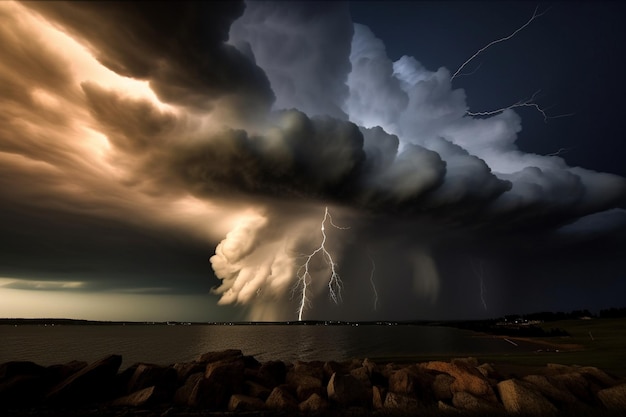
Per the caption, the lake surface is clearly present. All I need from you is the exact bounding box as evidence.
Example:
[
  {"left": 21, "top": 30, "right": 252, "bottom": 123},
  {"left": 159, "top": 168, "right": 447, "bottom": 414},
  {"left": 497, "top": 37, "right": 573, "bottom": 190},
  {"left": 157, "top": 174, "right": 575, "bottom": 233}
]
[{"left": 0, "top": 324, "right": 529, "bottom": 368}]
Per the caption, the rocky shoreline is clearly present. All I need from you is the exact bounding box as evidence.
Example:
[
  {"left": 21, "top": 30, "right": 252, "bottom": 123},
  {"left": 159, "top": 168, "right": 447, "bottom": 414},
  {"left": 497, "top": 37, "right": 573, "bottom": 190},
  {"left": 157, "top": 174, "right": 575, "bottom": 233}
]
[{"left": 2, "top": 350, "right": 625, "bottom": 416}]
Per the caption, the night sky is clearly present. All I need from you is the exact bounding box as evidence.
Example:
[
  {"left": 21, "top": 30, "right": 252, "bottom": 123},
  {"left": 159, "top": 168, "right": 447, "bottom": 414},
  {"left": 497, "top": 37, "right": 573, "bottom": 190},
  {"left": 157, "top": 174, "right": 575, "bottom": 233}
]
[{"left": 1, "top": 1, "right": 624, "bottom": 322}]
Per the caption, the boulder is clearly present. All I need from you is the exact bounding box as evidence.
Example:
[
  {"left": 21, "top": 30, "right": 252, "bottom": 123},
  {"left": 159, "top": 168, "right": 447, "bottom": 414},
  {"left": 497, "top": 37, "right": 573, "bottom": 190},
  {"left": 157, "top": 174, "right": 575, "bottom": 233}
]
[
  {"left": 265, "top": 385, "right": 298, "bottom": 411},
  {"left": 126, "top": 363, "right": 177, "bottom": 394},
  {"left": 244, "top": 379, "right": 271, "bottom": 400},
  {"left": 173, "top": 372, "right": 203, "bottom": 406},
  {"left": 451, "top": 391, "right": 503, "bottom": 413},
  {"left": 422, "top": 360, "right": 497, "bottom": 402},
  {"left": 286, "top": 370, "right": 323, "bottom": 401},
  {"left": 293, "top": 360, "right": 324, "bottom": 380},
  {"left": 349, "top": 366, "right": 372, "bottom": 388},
  {"left": 197, "top": 349, "right": 243, "bottom": 363},
  {"left": 383, "top": 391, "right": 422, "bottom": 412},
  {"left": 552, "top": 372, "right": 594, "bottom": 403},
  {"left": 173, "top": 362, "right": 205, "bottom": 384},
  {"left": 372, "top": 385, "right": 385, "bottom": 409},
  {"left": 597, "top": 383, "right": 626, "bottom": 411},
  {"left": 46, "top": 361, "right": 88, "bottom": 384},
  {"left": 438, "top": 400, "right": 460, "bottom": 413},
  {"left": 228, "top": 393, "right": 265, "bottom": 411},
  {"left": 522, "top": 374, "right": 582, "bottom": 406},
  {"left": 0, "top": 374, "right": 47, "bottom": 406},
  {"left": 45, "top": 354, "right": 122, "bottom": 405},
  {"left": 388, "top": 366, "right": 434, "bottom": 403},
  {"left": 111, "top": 385, "right": 161, "bottom": 407},
  {"left": 579, "top": 366, "right": 620, "bottom": 389},
  {"left": 323, "top": 360, "right": 348, "bottom": 379},
  {"left": 432, "top": 373, "right": 455, "bottom": 401},
  {"left": 299, "top": 392, "right": 329, "bottom": 412},
  {"left": 497, "top": 379, "right": 558, "bottom": 415},
  {"left": 200, "top": 359, "right": 245, "bottom": 408},
  {"left": 451, "top": 357, "right": 479, "bottom": 367},
  {"left": 327, "top": 372, "right": 369, "bottom": 407},
  {"left": 0, "top": 361, "right": 46, "bottom": 379},
  {"left": 257, "top": 360, "right": 286, "bottom": 387}
]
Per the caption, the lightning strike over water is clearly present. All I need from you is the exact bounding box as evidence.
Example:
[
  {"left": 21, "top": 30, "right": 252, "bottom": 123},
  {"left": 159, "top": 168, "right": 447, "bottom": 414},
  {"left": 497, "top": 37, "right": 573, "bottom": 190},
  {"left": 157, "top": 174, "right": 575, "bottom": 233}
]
[
  {"left": 367, "top": 251, "right": 379, "bottom": 311},
  {"left": 293, "top": 207, "right": 348, "bottom": 321},
  {"left": 470, "top": 258, "right": 488, "bottom": 311}
]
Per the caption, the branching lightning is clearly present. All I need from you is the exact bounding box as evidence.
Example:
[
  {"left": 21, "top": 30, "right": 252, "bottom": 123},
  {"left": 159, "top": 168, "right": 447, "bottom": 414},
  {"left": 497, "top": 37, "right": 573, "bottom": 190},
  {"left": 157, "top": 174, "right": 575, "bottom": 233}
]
[
  {"left": 367, "top": 250, "right": 379, "bottom": 311},
  {"left": 466, "top": 90, "right": 574, "bottom": 123},
  {"left": 293, "top": 206, "right": 349, "bottom": 321},
  {"left": 451, "top": 6, "right": 548, "bottom": 82}
]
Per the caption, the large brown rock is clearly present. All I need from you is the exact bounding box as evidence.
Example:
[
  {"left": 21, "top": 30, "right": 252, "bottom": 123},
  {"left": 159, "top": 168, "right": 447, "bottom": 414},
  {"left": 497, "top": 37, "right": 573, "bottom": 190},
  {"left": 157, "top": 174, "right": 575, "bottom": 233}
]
[
  {"left": 0, "top": 361, "right": 46, "bottom": 379},
  {"left": 383, "top": 391, "right": 422, "bottom": 412},
  {"left": 45, "top": 354, "right": 122, "bottom": 404},
  {"left": 432, "top": 373, "right": 455, "bottom": 401},
  {"left": 265, "top": 385, "right": 298, "bottom": 411},
  {"left": 522, "top": 374, "right": 582, "bottom": 406},
  {"left": 244, "top": 379, "right": 271, "bottom": 400},
  {"left": 552, "top": 372, "right": 594, "bottom": 403},
  {"left": 228, "top": 393, "right": 265, "bottom": 411},
  {"left": 423, "top": 360, "right": 497, "bottom": 403},
  {"left": 451, "top": 391, "right": 503, "bottom": 413},
  {"left": 111, "top": 385, "right": 161, "bottom": 407},
  {"left": 46, "top": 361, "right": 88, "bottom": 384},
  {"left": 173, "top": 372, "right": 203, "bottom": 406},
  {"left": 299, "top": 392, "right": 329, "bottom": 412},
  {"left": 327, "top": 372, "right": 370, "bottom": 407},
  {"left": 350, "top": 366, "right": 372, "bottom": 388},
  {"left": 597, "top": 383, "right": 626, "bottom": 411},
  {"left": 197, "top": 358, "right": 245, "bottom": 408},
  {"left": 286, "top": 371, "right": 323, "bottom": 401},
  {"left": 126, "top": 363, "right": 176, "bottom": 394},
  {"left": 257, "top": 360, "right": 286, "bottom": 387},
  {"left": 497, "top": 379, "right": 558, "bottom": 415},
  {"left": 372, "top": 385, "right": 386, "bottom": 409},
  {"left": 173, "top": 362, "right": 205, "bottom": 384},
  {"left": 293, "top": 360, "right": 325, "bottom": 380},
  {"left": 388, "top": 366, "right": 434, "bottom": 403}
]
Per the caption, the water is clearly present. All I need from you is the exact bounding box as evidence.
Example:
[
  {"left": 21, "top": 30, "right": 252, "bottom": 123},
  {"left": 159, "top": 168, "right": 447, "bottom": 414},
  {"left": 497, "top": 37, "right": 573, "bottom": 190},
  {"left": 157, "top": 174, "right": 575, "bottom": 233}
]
[{"left": 0, "top": 324, "right": 527, "bottom": 368}]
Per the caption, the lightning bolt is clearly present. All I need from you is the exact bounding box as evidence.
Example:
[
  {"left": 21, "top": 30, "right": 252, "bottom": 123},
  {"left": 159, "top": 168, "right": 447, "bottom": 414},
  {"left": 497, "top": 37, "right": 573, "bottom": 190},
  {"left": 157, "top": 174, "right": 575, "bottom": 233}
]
[
  {"left": 367, "top": 250, "right": 379, "bottom": 311},
  {"left": 470, "top": 257, "right": 487, "bottom": 311},
  {"left": 451, "top": 6, "right": 548, "bottom": 82},
  {"left": 466, "top": 90, "right": 574, "bottom": 123},
  {"left": 293, "top": 206, "right": 348, "bottom": 321}
]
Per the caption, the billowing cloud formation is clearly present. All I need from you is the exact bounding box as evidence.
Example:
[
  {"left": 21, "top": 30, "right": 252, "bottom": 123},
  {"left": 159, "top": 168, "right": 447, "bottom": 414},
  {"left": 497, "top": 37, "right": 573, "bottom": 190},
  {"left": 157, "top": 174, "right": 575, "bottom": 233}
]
[{"left": 1, "top": 1, "right": 625, "bottom": 321}]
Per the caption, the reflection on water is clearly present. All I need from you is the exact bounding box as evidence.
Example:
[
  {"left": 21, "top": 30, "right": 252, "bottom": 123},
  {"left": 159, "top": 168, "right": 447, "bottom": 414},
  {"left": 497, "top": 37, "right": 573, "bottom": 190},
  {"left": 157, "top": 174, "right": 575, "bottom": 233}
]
[{"left": 0, "top": 324, "right": 524, "bottom": 368}]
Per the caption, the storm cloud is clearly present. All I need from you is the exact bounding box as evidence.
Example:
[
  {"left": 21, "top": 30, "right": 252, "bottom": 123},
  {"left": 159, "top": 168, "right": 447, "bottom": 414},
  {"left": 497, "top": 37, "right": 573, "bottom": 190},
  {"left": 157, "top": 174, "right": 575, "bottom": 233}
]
[{"left": 1, "top": 1, "right": 625, "bottom": 321}]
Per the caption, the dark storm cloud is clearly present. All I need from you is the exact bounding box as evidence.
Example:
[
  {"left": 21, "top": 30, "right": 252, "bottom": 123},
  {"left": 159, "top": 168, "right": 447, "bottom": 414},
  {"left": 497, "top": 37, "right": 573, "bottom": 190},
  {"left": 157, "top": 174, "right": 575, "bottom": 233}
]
[{"left": 24, "top": 1, "right": 274, "bottom": 118}]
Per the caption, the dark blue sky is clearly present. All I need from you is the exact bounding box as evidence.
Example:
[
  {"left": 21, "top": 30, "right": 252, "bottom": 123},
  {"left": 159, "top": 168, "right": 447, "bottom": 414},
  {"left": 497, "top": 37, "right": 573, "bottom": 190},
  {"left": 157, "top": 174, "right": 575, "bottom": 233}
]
[{"left": 350, "top": 1, "right": 626, "bottom": 178}]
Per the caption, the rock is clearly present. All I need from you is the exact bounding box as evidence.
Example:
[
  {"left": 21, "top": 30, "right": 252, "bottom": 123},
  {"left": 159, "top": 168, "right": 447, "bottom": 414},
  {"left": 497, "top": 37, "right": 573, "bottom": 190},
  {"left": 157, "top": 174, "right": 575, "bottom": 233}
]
[
  {"left": 476, "top": 362, "right": 498, "bottom": 379},
  {"left": 350, "top": 366, "right": 372, "bottom": 388},
  {"left": 299, "top": 392, "right": 329, "bottom": 412},
  {"left": 451, "top": 391, "right": 503, "bottom": 413},
  {"left": 383, "top": 391, "right": 422, "bottom": 412},
  {"left": 451, "top": 357, "right": 479, "bottom": 367},
  {"left": 423, "top": 361, "right": 497, "bottom": 403},
  {"left": 46, "top": 354, "right": 122, "bottom": 405},
  {"left": 265, "top": 385, "right": 298, "bottom": 411},
  {"left": 126, "top": 363, "right": 177, "bottom": 394},
  {"left": 0, "top": 374, "right": 47, "bottom": 406},
  {"left": 438, "top": 400, "right": 460, "bottom": 413},
  {"left": 111, "top": 385, "right": 161, "bottom": 407},
  {"left": 323, "top": 360, "right": 347, "bottom": 379},
  {"left": 546, "top": 363, "right": 577, "bottom": 375},
  {"left": 173, "top": 372, "right": 203, "bottom": 406},
  {"left": 200, "top": 359, "right": 245, "bottom": 408},
  {"left": 173, "top": 362, "right": 205, "bottom": 384},
  {"left": 327, "top": 372, "right": 369, "bottom": 407},
  {"left": 197, "top": 349, "right": 243, "bottom": 363},
  {"left": 552, "top": 372, "right": 594, "bottom": 403},
  {"left": 432, "top": 373, "right": 455, "bottom": 401},
  {"left": 597, "top": 383, "right": 626, "bottom": 411},
  {"left": 522, "top": 374, "right": 582, "bottom": 406},
  {"left": 228, "top": 393, "right": 265, "bottom": 411},
  {"left": 244, "top": 379, "right": 271, "bottom": 400},
  {"left": 579, "top": 366, "right": 620, "bottom": 389},
  {"left": 372, "top": 385, "right": 385, "bottom": 409},
  {"left": 46, "top": 361, "right": 88, "bottom": 384},
  {"left": 286, "top": 370, "right": 323, "bottom": 401},
  {"left": 0, "top": 361, "right": 46, "bottom": 379},
  {"left": 293, "top": 360, "right": 324, "bottom": 380},
  {"left": 388, "top": 366, "right": 434, "bottom": 403},
  {"left": 257, "top": 360, "right": 286, "bottom": 387},
  {"left": 497, "top": 379, "right": 558, "bottom": 415}
]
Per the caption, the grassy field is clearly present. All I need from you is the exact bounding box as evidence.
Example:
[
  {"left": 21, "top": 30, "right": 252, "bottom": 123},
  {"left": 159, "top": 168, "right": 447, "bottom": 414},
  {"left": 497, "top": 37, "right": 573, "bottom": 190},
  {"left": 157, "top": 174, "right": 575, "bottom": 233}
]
[{"left": 374, "top": 318, "right": 626, "bottom": 378}]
